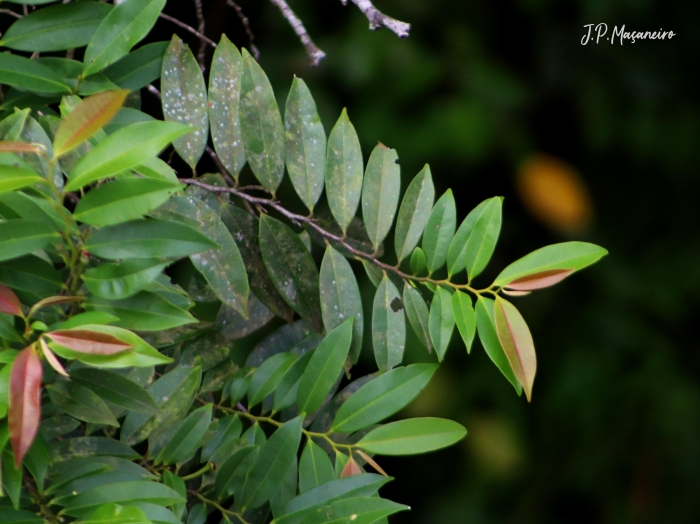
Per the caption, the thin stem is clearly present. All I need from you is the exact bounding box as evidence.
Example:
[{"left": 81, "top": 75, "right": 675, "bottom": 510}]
[
  {"left": 193, "top": 492, "right": 251, "bottom": 524},
  {"left": 181, "top": 462, "right": 212, "bottom": 481},
  {"left": 193, "top": 0, "right": 208, "bottom": 68},
  {"left": 226, "top": 0, "right": 259, "bottom": 60},
  {"left": 269, "top": 0, "right": 326, "bottom": 66},
  {"left": 0, "top": 8, "right": 22, "bottom": 19},
  {"left": 159, "top": 12, "right": 217, "bottom": 49}
]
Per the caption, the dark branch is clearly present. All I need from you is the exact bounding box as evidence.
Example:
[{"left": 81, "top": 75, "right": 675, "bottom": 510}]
[
  {"left": 226, "top": 0, "right": 260, "bottom": 60},
  {"left": 193, "top": 0, "right": 208, "bottom": 67},
  {"left": 159, "top": 12, "right": 217, "bottom": 49},
  {"left": 270, "top": 0, "right": 326, "bottom": 66}
]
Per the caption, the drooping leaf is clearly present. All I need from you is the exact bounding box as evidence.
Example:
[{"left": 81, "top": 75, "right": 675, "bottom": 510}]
[
  {"left": 299, "top": 440, "right": 335, "bottom": 493},
  {"left": 357, "top": 417, "right": 467, "bottom": 455},
  {"left": 494, "top": 296, "right": 537, "bottom": 401},
  {"left": 53, "top": 90, "right": 129, "bottom": 158},
  {"left": 1, "top": 447, "right": 22, "bottom": 508},
  {"left": 70, "top": 368, "right": 159, "bottom": 414},
  {"left": 284, "top": 76, "right": 326, "bottom": 212},
  {"left": 9, "top": 345, "right": 42, "bottom": 467},
  {"left": 46, "top": 329, "right": 133, "bottom": 355},
  {"left": 394, "top": 165, "right": 435, "bottom": 262},
  {"left": 297, "top": 319, "right": 354, "bottom": 415},
  {"left": 332, "top": 363, "right": 438, "bottom": 433},
  {"left": 0, "top": 219, "right": 59, "bottom": 262},
  {"left": 240, "top": 47, "right": 285, "bottom": 193},
  {"left": 429, "top": 287, "right": 454, "bottom": 361},
  {"left": 299, "top": 496, "right": 408, "bottom": 524},
  {"left": 372, "top": 276, "right": 406, "bottom": 372},
  {"left": 0, "top": 283, "right": 22, "bottom": 316},
  {"left": 361, "top": 143, "right": 400, "bottom": 252},
  {"left": 493, "top": 241, "right": 608, "bottom": 287},
  {"left": 161, "top": 35, "right": 208, "bottom": 169},
  {"left": 156, "top": 403, "right": 212, "bottom": 465},
  {"left": 85, "top": 292, "right": 196, "bottom": 331},
  {"left": 64, "top": 121, "right": 190, "bottom": 191},
  {"left": 319, "top": 246, "right": 364, "bottom": 364},
  {"left": 259, "top": 215, "right": 322, "bottom": 330},
  {"left": 0, "top": 52, "right": 70, "bottom": 94},
  {"left": 422, "top": 190, "right": 457, "bottom": 274},
  {"left": 325, "top": 109, "right": 363, "bottom": 234},
  {"left": 402, "top": 284, "right": 432, "bottom": 353},
  {"left": 47, "top": 381, "right": 119, "bottom": 427},
  {"left": 247, "top": 352, "right": 297, "bottom": 408},
  {"left": 40, "top": 338, "right": 68, "bottom": 377},
  {"left": 452, "top": 290, "right": 476, "bottom": 354},
  {"left": 475, "top": 297, "right": 521, "bottom": 393},
  {"left": 83, "top": 259, "right": 168, "bottom": 300},
  {"left": 83, "top": 0, "right": 167, "bottom": 76},
  {"left": 0, "top": 165, "right": 44, "bottom": 194},
  {"left": 446, "top": 197, "right": 502, "bottom": 279}
]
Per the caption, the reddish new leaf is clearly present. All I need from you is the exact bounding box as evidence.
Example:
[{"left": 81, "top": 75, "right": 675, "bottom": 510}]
[
  {"left": 340, "top": 457, "right": 363, "bottom": 478},
  {"left": 40, "top": 338, "right": 68, "bottom": 377},
  {"left": 53, "top": 89, "right": 130, "bottom": 158},
  {"left": 494, "top": 297, "right": 537, "bottom": 401},
  {"left": 46, "top": 329, "right": 133, "bottom": 355},
  {"left": 0, "top": 141, "right": 46, "bottom": 154},
  {"left": 0, "top": 284, "right": 22, "bottom": 316},
  {"left": 9, "top": 345, "right": 43, "bottom": 468},
  {"left": 504, "top": 269, "right": 575, "bottom": 291},
  {"left": 28, "top": 296, "right": 84, "bottom": 318},
  {"left": 356, "top": 450, "right": 388, "bottom": 477}
]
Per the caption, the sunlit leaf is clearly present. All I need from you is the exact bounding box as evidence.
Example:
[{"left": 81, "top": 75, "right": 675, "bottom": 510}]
[
  {"left": 75, "top": 503, "right": 150, "bottom": 523},
  {"left": 299, "top": 496, "right": 408, "bottom": 524},
  {"left": 9, "top": 345, "right": 42, "bottom": 467},
  {"left": 394, "top": 165, "right": 435, "bottom": 262},
  {"left": 452, "top": 290, "right": 476, "bottom": 354},
  {"left": 503, "top": 268, "right": 575, "bottom": 291},
  {"left": 361, "top": 143, "right": 400, "bottom": 252},
  {"left": 409, "top": 246, "right": 427, "bottom": 276},
  {"left": 494, "top": 296, "right": 537, "bottom": 401},
  {"left": 357, "top": 417, "right": 467, "bottom": 455}
]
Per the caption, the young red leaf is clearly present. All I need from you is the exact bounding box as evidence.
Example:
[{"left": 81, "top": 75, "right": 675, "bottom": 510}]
[
  {"left": 0, "top": 284, "right": 22, "bottom": 316},
  {"left": 340, "top": 457, "right": 363, "bottom": 478},
  {"left": 0, "top": 141, "right": 46, "bottom": 154},
  {"left": 356, "top": 449, "right": 388, "bottom": 477},
  {"left": 28, "top": 296, "right": 84, "bottom": 318},
  {"left": 40, "top": 339, "right": 68, "bottom": 377},
  {"left": 494, "top": 297, "right": 537, "bottom": 401},
  {"left": 46, "top": 329, "right": 133, "bottom": 355},
  {"left": 53, "top": 89, "right": 130, "bottom": 158},
  {"left": 504, "top": 268, "right": 575, "bottom": 291},
  {"left": 9, "top": 345, "right": 43, "bottom": 468}
]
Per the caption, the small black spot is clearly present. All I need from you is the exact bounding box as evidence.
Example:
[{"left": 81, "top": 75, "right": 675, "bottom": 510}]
[{"left": 390, "top": 297, "right": 404, "bottom": 312}]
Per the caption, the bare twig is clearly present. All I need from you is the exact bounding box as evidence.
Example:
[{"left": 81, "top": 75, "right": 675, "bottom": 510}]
[
  {"left": 0, "top": 8, "right": 22, "bottom": 19},
  {"left": 270, "top": 0, "right": 326, "bottom": 66},
  {"left": 344, "top": 0, "right": 410, "bottom": 38},
  {"left": 205, "top": 146, "right": 236, "bottom": 187},
  {"left": 159, "top": 12, "right": 217, "bottom": 49},
  {"left": 226, "top": 0, "right": 260, "bottom": 60},
  {"left": 146, "top": 84, "right": 162, "bottom": 100},
  {"left": 193, "top": 0, "right": 207, "bottom": 67}
]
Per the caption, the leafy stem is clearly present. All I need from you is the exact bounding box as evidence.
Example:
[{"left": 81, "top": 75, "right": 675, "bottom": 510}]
[{"left": 191, "top": 491, "right": 251, "bottom": 524}]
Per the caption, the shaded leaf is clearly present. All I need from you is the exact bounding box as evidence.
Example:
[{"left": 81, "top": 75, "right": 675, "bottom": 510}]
[
  {"left": 0, "top": 283, "right": 21, "bottom": 316},
  {"left": 104, "top": 41, "right": 168, "bottom": 91},
  {"left": 402, "top": 284, "right": 432, "bottom": 353},
  {"left": 47, "top": 381, "right": 119, "bottom": 427},
  {"left": 340, "top": 457, "right": 362, "bottom": 478},
  {"left": 429, "top": 287, "right": 454, "bottom": 361},
  {"left": 248, "top": 352, "right": 297, "bottom": 408},
  {"left": 83, "top": 259, "right": 168, "bottom": 300},
  {"left": 494, "top": 296, "right": 537, "bottom": 401},
  {"left": 299, "top": 440, "right": 334, "bottom": 493},
  {"left": 85, "top": 292, "right": 196, "bottom": 331},
  {"left": 0, "top": 219, "right": 59, "bottom": 262},
  {"left": 9, "top": 346, "right": 42, "bottom": 467},
  {"left": 357, "top": 417, "right": 467, "bottom": 455},
  {"left": 0, "top": 52, "right": 70, "bottom": 93},
  {"left": 70, "top": 368, "right": 159, "bottom": 414},
  {"left": 409, "top": 247, "right": 427, "bottom": 276},
  {"left": 50, "top": 436, "right": 140, "bottom": 463},
  {"left": 372, "top": 276, "right": 406, "bottom": 372},
  {"left": 394, "top": 165, "right": 435, "bottom": 262},
  {"left": 422, "top": 190, "right": 456, "bottom": 273},
  {"left": 215, "top": 444, "right": 258, "bottom": 498},
  {"left": 156, "top": 404, "right": 212, "bottom": 465},
  {"left": 273, "top": 348, "right": 314, "bottom": 413},
  {"left": 62, "top": 480, "right": 184, "bottom": 517},
  {"left": 452, "top": 291, "right": 476, "bottom": 353}
]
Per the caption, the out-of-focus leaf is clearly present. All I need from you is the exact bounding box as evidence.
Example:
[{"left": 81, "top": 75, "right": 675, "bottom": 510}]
[
  {"left": 475, "top": 297, "right": 521, "bottom": 393},
  {"left": 319, "top": 246, "right": 364, "bottom": 364},
  {"left": 372, "top": 276, "right": 406, "bottom": 372},
  {"left": 285, "top": 76, "right": 326, "bottom": 212},
  {"left": 1, "top": 447, "right": 22, "bottom": 508},
  {"left": 339, "top": 457, "right": 362, "bottom": 478},
  {"left": 9, "top": 345, "right": 42, "bottom": 467},
  {"left": 0, "top": 283, "right": 21, "bottom": 316},
  {"left": 62, "top": 481, "right": 184, "bottom": 517},
  {"left": 132, "top": 157, "right": 178, "bottom": 183},
  {"left": 104, "top": 41, "right": 168, "bottom": 91},
  {"left": 70, "top": 368, "right": 159, "bottom": 414},
  {"left": 75, "top": 503, "right": 150, "bottom": 523},
  {"left": 0, "top": 509, "right": 43, "bottom": 523},
  {"left": 494, "top": 296, "right": 537, "bottom": 401},
  {"left": 0, "top": 165, "right": 44, "bottom": 194},
  {"left": 240, "top": 48, "right": 285, "bottom": 193},
  {"left": 161, "top": 35, "right": 208, "bottom": 168},
  {"left": 298, "top": 496, "right": 408, "bottom": 524},
  {"left": 83, "top": 0, "right": 166, "bottom": 76},
  {"left": 299, "top": 440, "right": 334, "bottom": 493},
  {"left": 156, "top": 403, "right": 212, "bottom": 465},
  {"left": 40, "top": 338, "right": 68, "bottom": 377},
  {"left": 0, "top": 255, "right": 61, "bottom": 305},
  {"left": 47, "top": 381, "right": 119, "bottom": 427},
  {"left": 394, "top": 165, "right": 435, "bottom": 262},
  {"left": 297, "top": 320, "right": 354, "bottom": 415},
  {"left": 402, "top": 284, "right": 432, "bottom": 353},
  {"left": 209, "top": 35, "right": 246, "bottom": 179},
  {"left": 422, "top": 190, "right": 456, "bottom": 274},
  {"left": 259, "top": 215, "right": 322, "bottom": 330},
  {"left": 83, "top": 259, "right": 168, "bottom": 300},
  {"left": 187, "top": 504, "right": 207, "bottom": 524},
  {"left": 0, "top": 52, "right": 70, "bottom": 93},
  {"left": 362, "top": 260, "right": 383, "bottom": 287},
  {"left": 362, "top": 143, "right": 400, "bottom": 252},
  {"left": 447, "top": 197, "right": 502, "bottom": 279},
  {"left": 325, "top": 109, "right": 363, "bottom": 234},
  {"left": 50, "top": 436, "right": 140, "bottom": 463},
  {"left": 429, "top": 287, "right": 454, "bottom": 361},
  {"left": 452, "top": 290, "right": 476, "bottom": 353},
  {"left": 0, "top": 219, "right": 59, "bottom": 262},
  {"left": 85, "top": 292, "right": 196, "bottom": 331},
  {"left": 357, "top": 418, "right": 467, "bottom": 455},
  {"left": 248, "top": 352, "right": 297, "bottom": 408}
]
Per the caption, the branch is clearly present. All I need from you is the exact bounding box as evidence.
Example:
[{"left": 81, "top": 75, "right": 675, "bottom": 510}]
[
  {"left": 345, "top": 0, "right": 410, "bottom": 38},
  {"left": 0, "top": 8, "right": 22, "bottom": 19},
  {"left": 193, "top": 0, "right": 207, "bottom": 67},
  {"left": 159, "top": 12, "right": 217, "bottom": 49},
  {"left": 226, "top": 0, "right": 260, "bottom": 60},
  {"left": 269, "top": 0, "right": 326, "bottom": 66}
]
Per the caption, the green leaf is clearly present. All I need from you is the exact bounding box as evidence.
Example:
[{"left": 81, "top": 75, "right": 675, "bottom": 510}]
[
  {"left": 0, "top": 52, "right": 70, "bottom": 94},
  {"left": 494, "top": 296, "right": 537, "bottom": 401},
  {"left": 85, "top": 292, "right": 196, "bottom": 331},
  {"left": 83, "top": 259, "right": 168, "bottom": 300},
  {"left": 65, "top": 121, "right": 190, "bottom": 191},
  {"left": 242, "top": 416, "right": 303, "bottom": 510},
  {"left": 187, "top": 504, "right": 207, "bottom": 524},
  {"left": 209, "top": 35, "right": 246, "bottom": 179},
  {"left": 259, "top": 215, "right": 322, "bottom": 330},
  {"left": 74, "top": 503, "right": 149, "bottom": 523},
  {"left": 201, "top": 414, "right": 242, "bottom": 462},
  {"left": 0, "top": 509, "right": 43, "bottom": 524},
  {"left": 299, "top": 497, "right": 408, "bottom": 524},
  {"left": 70, "top": 368, "right": 159, "bottom": 414},
  {"left": 409, "top": 246, "right": 427, "bottom": 276},
  {"left": 325, "top": 109, "right": 363, "bottom": 234},
  {"left": 120, "top": 362, "right": 201, "bottom": 445},
  {"left": 156, "top": 404, "right": 212, "bottom": 465},
  {"left": 25, "top": 434, "right": 49, "bottom": 493},
  {"left": 104, "top": 41, "right": 168, "bottom": 91},
  {"left": 47, "top": 381, "right": 119, "bottom": 427},
  {"left": 357, "top": 417, "right": 466, "bottom": 455},
  {"left": 284, "top": 76, "right": 326, "bottom": 212},
  {"left": 0, "top": 219, "right": 59, "bottom": 262},
  {"left": 161, "top": 35, "right": 208, "bottom": 169},
  {"left": 493, "top": 241, "right": 608, "bottom": 288},
  {"left": 297, "top": 319, "right": 354, "bottom": 415},
  {"left": 446, "top": 197, "right": 502, "bottom": 279},
  {"left": 272, "top": 349, "right": 314, "bottom": 413},
  {"left": 83, "top": 0, "right": 166, "bottom": 76},
  {"left": 50, "top": 436, "right": 140, "bottom": 463},
  {"left": 394, "top": 165, "right": 435, "bottom": 262},
  {"left": 248, "top": 352, "right": 297, "bottom": 407},
  {"left": 0, "top": 2, "right": 112, "bottom": 52},
  {"left": 361, "top": 143, "right": 400, "bottom": 252},
  {"left": 331, "top": 363, "right": 438, "bottom": 433},
  {"left": 85, "top": 218, "right": 218, "bottom": 259},
  {"left": 475, "top": 297, "right": 521, "bottom": 393},
  {"left": 361, "top": 260, "right": 383, "bottom": 287},
  {"left": 1, "top": 448, "right": 22, "bottom": 508},
  {"left": 132, "top": 157, "right": 178, "bottom": 183},
  {"left": 74, "top": 178, "right": 181, "bottom": 226},
  {"left": 62, "top": 481, "right": 184, "bottom": 517},
  {"left": 452, "top": 290, "right": 476, "bottom": 354},
  {"left": 0, "top": 255, "right": 60, "bottom": 306},
  {"left": 402, "top": 284, "right": 432, "bottom": 352},
  {"left": 372, "top": 275, "right": 406, "bottom": 372},
  {"left": 422, "top": 190, "right": 457, "bottom": 273},
  {"left": 215, "top": 444, "right": 258, "bottom": 498},
  {"left": 0, "top": 165, "right": 43, "bottom": 194},
  {"left": 298, "top": 440, "right": 334, "bottom": 494},
  {"left": 240, "top": 47, "right": 285, "bottom": 193},
  {"left": 271, "top": 457, "right": 298, "bottom": 518},
  {"left": 319, "top": 246, "right": 364, "bottom": 364},
  {"left": 216, "top": 294, "right": 274, "bottom": 341},
  {"left": 429, "top": 287, "right": 454, "bottom": 361}
]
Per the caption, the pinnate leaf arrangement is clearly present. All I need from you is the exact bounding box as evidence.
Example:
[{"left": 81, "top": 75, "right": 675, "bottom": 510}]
[{"left": 0, "top": 2, "right": 606, "bottom": 523}]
